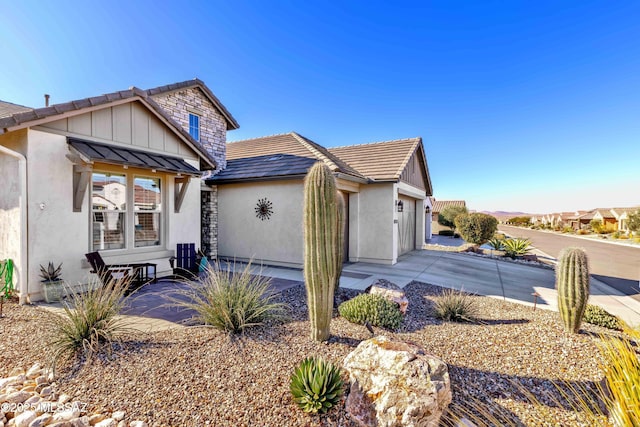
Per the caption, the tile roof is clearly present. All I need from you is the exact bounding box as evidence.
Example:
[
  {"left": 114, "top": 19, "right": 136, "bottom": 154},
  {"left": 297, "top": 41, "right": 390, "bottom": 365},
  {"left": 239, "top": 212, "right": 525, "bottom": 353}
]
[
  {"left": 431, "top": 200, "right": 466, "bottom": 213},
  {"left": 226, "top": 132, "right": 364, "bottom": 179},
  {"left": 146, "top": 78, "right": 239, "bottom": 130},
  {"left": 328, "top": 137, "right": 422, "bottom": 181},
  {"left": 0, "top": 86, "right": 218, "bottom": 170},
  {"left": 0, "top": 100, "right": 32, "bottom": 119},
  {"left": 206, "top": 154, "right": 317, "bottom": 183}
]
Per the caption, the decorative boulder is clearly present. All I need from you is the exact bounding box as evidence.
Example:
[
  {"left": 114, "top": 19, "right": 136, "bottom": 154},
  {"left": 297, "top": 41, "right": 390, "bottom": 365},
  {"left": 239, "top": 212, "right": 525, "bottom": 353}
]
[
  {"left": 367, "top": 279, "right": 409, "bottom": 314},
  {"left": 343, "top": 336, "right": 451, "bottom": 427}
]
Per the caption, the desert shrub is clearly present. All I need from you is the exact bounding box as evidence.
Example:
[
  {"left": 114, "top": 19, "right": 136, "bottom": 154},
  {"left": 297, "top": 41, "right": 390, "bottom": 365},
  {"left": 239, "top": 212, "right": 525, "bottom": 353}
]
[
  {"left": 438, "top": 229, "right": 459, "bottom": 237},
  {"left": 562, "top": 226, "right": 574, "bottom": 233},
  {"left": 454, "top": 213, "right": 498, "bottom": 245},
  {"left": 290, "top": 356, "right": 343, "bottom": 414},
  {"left": 438, "top": 205, "right": 468, "bottom": 232},
  {"left": 507, "top": 216, "right": 531, "bottom": 226},
  {"left": 434, "top": 288, "right": 478, "bottom": 322},
  {"left": 502, "top": 238, "right": 532, "bottom": 258},
  {"left": 171, "top": 262, "right": 287, "bottom": 333},
  {"left": 49, "top": 279, "right": 131, "bottom": 370},
  {"left": 618, "top": 234, "right": 629, "bottom": 240},
  {"left": 338, "top": 293, "right": 402, "bottom": 330},
  {"left": 583, "top": 304, "right": 623, "bottom": 330},
  {"left": 576, "top": 229, "right": 589, "bottom": 235}
]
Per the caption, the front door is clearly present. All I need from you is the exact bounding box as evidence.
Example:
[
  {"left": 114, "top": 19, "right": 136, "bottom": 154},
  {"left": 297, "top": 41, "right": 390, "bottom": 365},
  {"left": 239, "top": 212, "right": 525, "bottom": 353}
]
[{"left": 398, "top": 196, "right": 416, "bottom": 255}]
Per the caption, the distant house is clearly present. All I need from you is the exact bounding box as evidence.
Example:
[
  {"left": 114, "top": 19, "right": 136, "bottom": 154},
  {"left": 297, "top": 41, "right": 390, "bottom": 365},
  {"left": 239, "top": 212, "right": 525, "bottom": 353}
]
[
  {"left": 207, "top": 132, "right": 433, "bottom": 266},
  {"left": 430, "top": 199, "right": 467, "bottom": 234},
  {"left": 0, "top": 79, "right": 238, "bottom": 302},
  {"left": 610, "top": 207, "right": 639, "bottom": 233}
]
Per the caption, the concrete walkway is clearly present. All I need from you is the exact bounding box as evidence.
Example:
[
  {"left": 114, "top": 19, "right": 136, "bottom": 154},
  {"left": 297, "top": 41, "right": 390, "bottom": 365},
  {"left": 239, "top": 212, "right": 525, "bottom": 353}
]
[{"left": 37, "top": 248, "right": 640, "bottom": 330}]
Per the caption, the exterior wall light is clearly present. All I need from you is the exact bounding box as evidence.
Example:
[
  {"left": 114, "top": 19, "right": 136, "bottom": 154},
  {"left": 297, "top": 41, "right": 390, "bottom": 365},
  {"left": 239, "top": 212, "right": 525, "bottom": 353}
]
[
  {"left": 425, "top": 206, "right": 431, "bottom": 214},
  {"left": 396, "top": 200, "right": 404, "bottom": 212}
]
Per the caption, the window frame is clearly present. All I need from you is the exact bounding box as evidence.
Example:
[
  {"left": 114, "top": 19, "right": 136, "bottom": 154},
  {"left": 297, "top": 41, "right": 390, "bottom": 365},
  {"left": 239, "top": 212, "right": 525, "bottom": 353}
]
[
  {"left": 189, "top": 113, "right": 200, "bottom": 141},
  {"left": 90, "top": 169, "right": 165, "bottom": 253},
  {"left": 133, "top": 175, "right": 163, "bottom": 248}
]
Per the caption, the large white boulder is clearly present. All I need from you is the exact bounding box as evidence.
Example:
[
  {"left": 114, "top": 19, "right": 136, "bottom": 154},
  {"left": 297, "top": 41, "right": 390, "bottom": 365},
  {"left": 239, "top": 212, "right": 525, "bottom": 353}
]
[{"left": 343, "top": 336, "right": 451, "bottom": 427}]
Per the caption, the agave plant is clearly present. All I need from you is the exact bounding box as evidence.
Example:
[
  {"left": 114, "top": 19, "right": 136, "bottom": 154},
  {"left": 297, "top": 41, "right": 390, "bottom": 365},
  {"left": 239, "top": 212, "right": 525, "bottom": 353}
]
[
  {"left": 39, "top": 262, "right": 63, "bottom": 282},
  {"left": 502, "top": 238, "right": 532, "bottom": 258},
  {"left": 486, "top": 237, "right": 505, "bottom": 251},
  {"left": 290, "top": 356, "right": 343, "bottom": 414}
]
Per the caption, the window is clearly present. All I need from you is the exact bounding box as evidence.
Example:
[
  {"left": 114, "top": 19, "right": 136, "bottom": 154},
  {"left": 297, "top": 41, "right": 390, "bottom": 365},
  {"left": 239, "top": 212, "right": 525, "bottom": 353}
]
[
  {"left": 91, "top": 172, "right": 162, "bottom": 251},
  {"left": 189, "top": 113, "right": 200, "bottom": 141},
  {"left": 91, "top": 173, "right": 126, "bottom": 250},
  {"left": 134, "top": 177, "right": 162, "bottom": 248}
]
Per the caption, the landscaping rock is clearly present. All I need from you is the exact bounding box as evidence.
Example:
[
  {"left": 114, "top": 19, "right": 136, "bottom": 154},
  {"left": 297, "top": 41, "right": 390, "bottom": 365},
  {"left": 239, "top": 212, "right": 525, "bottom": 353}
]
[
  {"left": 29, "top": 414, "right": 53, "bottom": 427},
  {"left": 366, "top": 279, "right": 409, "bottom": 314},
  {"left": 343, "top": 335, "right": 451, "bottom": 427},
  {"left": 94, "top": 419, "right": 116, "bottom": 427},
  {"left": 13, "top": 410, "right": 36, "bottom": 427}
]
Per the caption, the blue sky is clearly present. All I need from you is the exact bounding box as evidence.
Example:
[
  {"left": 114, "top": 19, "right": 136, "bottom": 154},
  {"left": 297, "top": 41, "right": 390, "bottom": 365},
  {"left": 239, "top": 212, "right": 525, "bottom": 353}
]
[{"left": 1, "top": 1, "right": 638, "bottom": 213}]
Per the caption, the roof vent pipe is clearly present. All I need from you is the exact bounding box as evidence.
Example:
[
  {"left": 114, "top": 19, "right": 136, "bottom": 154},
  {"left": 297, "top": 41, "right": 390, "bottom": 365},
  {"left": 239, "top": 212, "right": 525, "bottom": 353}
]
[{"left": 44, "top": 94, "right": 50, "bottom": 107}]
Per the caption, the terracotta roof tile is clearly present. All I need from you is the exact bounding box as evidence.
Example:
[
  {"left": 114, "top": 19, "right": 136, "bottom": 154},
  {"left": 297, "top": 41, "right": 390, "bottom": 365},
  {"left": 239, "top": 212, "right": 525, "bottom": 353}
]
[
  {"left": 328, "top": 137, "right": 421, "bottom": 181},
  {"left": 0, "top": 100, "right": 32, "bottom": 119},
  {"left": 226, "top": 132, "right": 364, "bottom": 179},
  {"left": 431, "top": 200, "right": 466, "bottom": 213}
]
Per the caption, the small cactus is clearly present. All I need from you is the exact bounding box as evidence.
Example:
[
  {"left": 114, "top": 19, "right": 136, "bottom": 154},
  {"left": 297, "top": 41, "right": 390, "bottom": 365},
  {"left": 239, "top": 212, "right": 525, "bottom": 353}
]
[
  {"left": 303, "top": 162, "right": 340, "bottom": 342},
  {"left": 290, "top": 356, "right": 343, "bottom": 414},
  {"left": 556, "top": 247, "right": 590, "bottom": 333}
]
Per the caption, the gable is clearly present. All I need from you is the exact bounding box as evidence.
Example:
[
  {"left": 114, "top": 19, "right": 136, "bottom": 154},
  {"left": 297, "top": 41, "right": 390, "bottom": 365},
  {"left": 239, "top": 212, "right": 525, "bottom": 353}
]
[
  {"left": 38, "top": 101, "right": 199, "bottom": 161},
  {"left": 399, "top": 146, "right": 429, "bottom": 192}
]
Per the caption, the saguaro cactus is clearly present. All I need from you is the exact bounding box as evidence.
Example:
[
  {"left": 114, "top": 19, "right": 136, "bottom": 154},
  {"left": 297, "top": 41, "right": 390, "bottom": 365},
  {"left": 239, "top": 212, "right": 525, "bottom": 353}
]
[
  {"left": 303, "top": 162, "right": 340, "bottom": 341},
  {"left": 556, "top": 247, "right": 590, "bottom": 333},
  {"left": 335, "top": 193, "right": 345, "bottom": 291}
]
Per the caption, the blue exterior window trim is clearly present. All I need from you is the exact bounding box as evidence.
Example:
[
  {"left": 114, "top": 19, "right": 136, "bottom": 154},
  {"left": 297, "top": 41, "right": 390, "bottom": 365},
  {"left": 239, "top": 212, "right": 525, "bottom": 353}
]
[{"left": 189, "top": 113, "right": 200, "bottom": 141}]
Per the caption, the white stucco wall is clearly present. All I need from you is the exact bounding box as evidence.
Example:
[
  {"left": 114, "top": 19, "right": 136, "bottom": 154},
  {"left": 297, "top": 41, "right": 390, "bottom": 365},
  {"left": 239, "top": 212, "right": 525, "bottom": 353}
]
[
  {"left": 0, "top": 130, "right": 28, "bottom": 294},
  {"left": 354, "top": 184, "right": 396, "bottom": 264},
  {"left": 217, "top": 180, "right": 305, "bottom": 267}
]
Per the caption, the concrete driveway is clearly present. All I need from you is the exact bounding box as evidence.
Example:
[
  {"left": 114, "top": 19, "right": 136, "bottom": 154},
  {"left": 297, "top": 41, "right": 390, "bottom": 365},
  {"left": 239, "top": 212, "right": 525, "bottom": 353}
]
[{"left": 337, "top": 250, "right": 640, "bottom": 327}]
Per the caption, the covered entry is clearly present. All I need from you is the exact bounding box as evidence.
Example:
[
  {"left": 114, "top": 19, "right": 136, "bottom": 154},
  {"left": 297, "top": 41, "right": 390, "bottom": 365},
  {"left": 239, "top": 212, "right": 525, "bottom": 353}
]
[{"left": 397, "top": 195, "right": 416, "bottom": 255}]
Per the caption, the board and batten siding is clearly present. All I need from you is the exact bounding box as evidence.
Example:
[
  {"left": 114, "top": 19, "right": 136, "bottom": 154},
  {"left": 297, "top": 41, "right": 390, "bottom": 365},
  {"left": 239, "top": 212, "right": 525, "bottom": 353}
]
[
  {"left": 399, "top": 149, "right": 428, "bottom": 191},
  {"left": 37, "top": 101, "right": 198, "bottom": 161}
]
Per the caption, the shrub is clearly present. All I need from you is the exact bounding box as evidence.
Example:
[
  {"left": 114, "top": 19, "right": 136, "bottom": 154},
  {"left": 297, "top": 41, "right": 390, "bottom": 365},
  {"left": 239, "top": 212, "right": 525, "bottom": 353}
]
[
  {"left": 583, "top": 304, "right": 623, "bottom": 330},
  {"left": 454, "top": 213, "right": 498, "bottom": 245},
  {"left": 438, "top": 205, "right": 468, "bottom": 232},
  {"left": 49, "top": 279, "right": 131, "bottom": 371},
  {"left": 434, "top": 288, "right": 479, "bottom": 322},
  {"left": 507, "top": 216, "right": 531, "bottom": 226},
  {"left": 576, "top": 229, "right": 589, "bottom": 235},
  {"left": 438, "top": 230, "right": 459, "bottom": 237},
  {"left": 171, "top": 262, "right": 287, "bottom": 334},
  {"left": 502, "top": 238, "right": 532, "bottom": 258},
  {"left": 290, "top": 356, "right": 343, "bottom": 414},
  {"left": 338, "top": 293, "right": 402, "bottom": 330},
  {"left": 562, "top": 226, "right": 574, "bottom": 233}
]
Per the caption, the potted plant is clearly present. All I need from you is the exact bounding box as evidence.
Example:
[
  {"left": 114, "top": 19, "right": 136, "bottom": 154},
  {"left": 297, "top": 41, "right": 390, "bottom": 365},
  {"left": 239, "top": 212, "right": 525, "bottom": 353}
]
[{"left": 40, "top": 262, "right": 64, "bottom": 303}]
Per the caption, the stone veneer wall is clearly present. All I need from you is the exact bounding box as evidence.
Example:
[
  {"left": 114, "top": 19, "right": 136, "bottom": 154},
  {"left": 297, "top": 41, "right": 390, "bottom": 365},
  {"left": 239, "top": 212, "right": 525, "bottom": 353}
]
[
  {"left": 201, "top": 187, "right": 218, "bottom": 259},
  {"left": 151, "top": 86, "right": 228, "bottom": 260},
  {"left": 150, "top": 86, "right": 227, "bottom": 170}
]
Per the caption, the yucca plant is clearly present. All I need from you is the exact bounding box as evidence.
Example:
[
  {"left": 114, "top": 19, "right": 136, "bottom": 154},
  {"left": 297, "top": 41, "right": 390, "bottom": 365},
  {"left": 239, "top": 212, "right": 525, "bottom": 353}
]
[
  {"left": 290, "top": 356, "right": 343, "bottom": 414},
  {"left": 502, "top": 238, "right": 532, "bottom": 258},
  {"left": 48, "top": 278, "right": 132, "bottom": 373},
  {"left": 170, "top": 261, "right": 287, "bottom": 334},
  {"left": 434, "top": 288, "right": 479, "bottom": 322}
]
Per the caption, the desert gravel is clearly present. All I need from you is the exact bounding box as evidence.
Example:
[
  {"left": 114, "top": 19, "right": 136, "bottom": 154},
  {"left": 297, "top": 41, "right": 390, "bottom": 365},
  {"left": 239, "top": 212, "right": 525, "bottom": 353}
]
[{"left": 0, "top": 282, "right": 628, "bottom": 426}]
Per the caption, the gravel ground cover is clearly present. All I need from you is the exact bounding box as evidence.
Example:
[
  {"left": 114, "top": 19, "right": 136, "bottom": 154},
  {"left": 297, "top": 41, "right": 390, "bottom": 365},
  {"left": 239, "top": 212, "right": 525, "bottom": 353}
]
[{"left": 0, "top": 282, "right": 626, "bottom": 426}]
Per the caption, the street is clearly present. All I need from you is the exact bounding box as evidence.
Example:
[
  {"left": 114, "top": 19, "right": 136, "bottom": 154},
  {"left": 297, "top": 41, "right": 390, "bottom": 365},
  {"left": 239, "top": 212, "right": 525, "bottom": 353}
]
[{"left": 499, "top": 225, "right": 640, "bottom": 300}]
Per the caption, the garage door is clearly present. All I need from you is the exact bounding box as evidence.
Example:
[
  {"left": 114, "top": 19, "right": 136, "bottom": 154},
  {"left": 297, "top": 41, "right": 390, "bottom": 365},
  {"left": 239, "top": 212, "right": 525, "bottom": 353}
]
[{"left": 397, "top": 196, "right": 416, "bottom": 255}]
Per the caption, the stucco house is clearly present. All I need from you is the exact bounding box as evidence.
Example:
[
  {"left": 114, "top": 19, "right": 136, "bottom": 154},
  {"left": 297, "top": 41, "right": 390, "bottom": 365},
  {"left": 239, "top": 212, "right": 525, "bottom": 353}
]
[
  {"left": 207, "top": 132, "right": 433, "bottom": 267},
  {"left": 0, "top": 79, "right": 238, "bottom": 302}
]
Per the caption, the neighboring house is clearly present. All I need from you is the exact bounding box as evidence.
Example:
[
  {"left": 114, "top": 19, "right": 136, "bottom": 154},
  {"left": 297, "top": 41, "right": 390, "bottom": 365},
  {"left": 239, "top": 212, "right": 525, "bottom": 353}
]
[
  {"left": 610, "top": 207, "right": 639, "bottom": 233},
  {"left": 0, "top": 79, "right": 238, "bottom": 302},
  {"left": 581, "top": 209, "right": 618, "bottom": 231},
  {"left": 430, "top": 199, "right": 466, "bottom": 235},
  {"left": 207, "top": 132, "right": 433, "bottom": 267}
]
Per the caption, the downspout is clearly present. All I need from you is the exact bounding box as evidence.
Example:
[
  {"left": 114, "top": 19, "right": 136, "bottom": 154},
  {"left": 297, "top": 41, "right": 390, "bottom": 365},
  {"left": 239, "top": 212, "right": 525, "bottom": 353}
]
[{"left": 0, "top": 144, "right": 29, "bottom": 304}]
